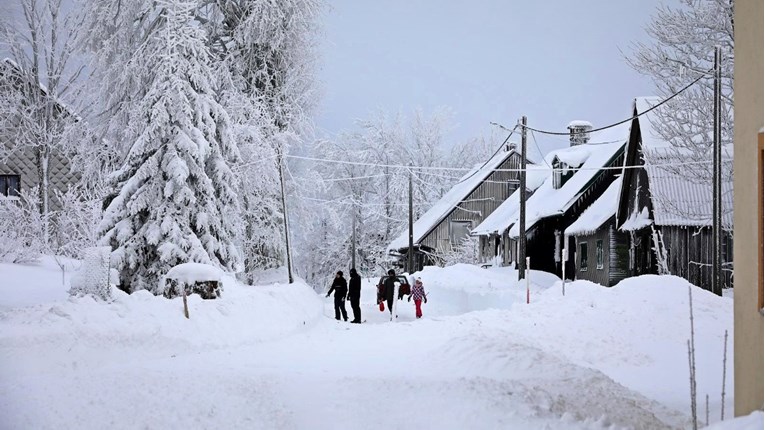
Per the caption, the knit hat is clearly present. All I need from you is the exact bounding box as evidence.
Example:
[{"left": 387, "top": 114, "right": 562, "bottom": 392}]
[{"left": 337, "top": 271, "right": 343, "bottom": 276}]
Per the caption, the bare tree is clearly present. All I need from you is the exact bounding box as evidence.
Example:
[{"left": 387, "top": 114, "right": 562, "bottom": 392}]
[
  {"left": 627, "top": 0, "right": 734, "bottom": 184},
  {"left": 0, "top": 0, "right": 84, "bottom": 246}
]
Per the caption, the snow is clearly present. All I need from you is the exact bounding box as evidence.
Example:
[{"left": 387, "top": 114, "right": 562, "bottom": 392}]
[
  {"left": 509, "top": 134, "right": 627, "bottom": 239},
  {"left": 165, "top": 262, "right": 224, "bottom": 285},
  {"left": 568, "top": 120, "right": 594, "bottom": 128},
  {"left": 387, "top": 148, "right": 520, "bottom": 252},
  {"left": 620, "top": 206, "right": 653, "bottom": 232},
  {"left": 704, "top": 411, "right": 764, "bottom": 430},
  {"left": 564, "top": 176, "right": 622, "bottom": 237},
  {"left": 0, "top": 259, "right": 736, "bottom": 429}
]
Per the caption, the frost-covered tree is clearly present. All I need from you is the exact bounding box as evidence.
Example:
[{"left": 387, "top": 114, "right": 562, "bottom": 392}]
[
  {"left": 92, "top": 0, "right": 241, "bottom": 293},
  {"left": 628, "top": 0, "right": 734, "bottom": 185},
  {"left": 293, "top": 108, "right": 493, "bottom": 285},
  {"left": 0, "top": 0, "right": 84, "bottom": 245},
  {"left": 205, "top": 0, "right": 322, "bottom": 281}
]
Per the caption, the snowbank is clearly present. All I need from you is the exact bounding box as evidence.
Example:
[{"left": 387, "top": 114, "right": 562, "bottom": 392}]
[
  {"left": 0, "top": 255, "right": 79, "bottom": 311},
  {"left": 0, "top": 273, "right": 324, "bottom": 369},
  {"left": 412, "top": 264, "right": 560, "bottom": 315},
  {"left": 504, "top": 275, "right": 734, "bottom": 425},
  {"left": 704, "top": 411, "right": 764, "bottom": 430}
]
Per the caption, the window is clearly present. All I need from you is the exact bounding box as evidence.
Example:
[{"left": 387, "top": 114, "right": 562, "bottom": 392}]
[
  {"left": 596, "top": 240, "right": 604, "bottom": 269},
  {"left": 579, "top": 242, "right": 588, "bottom": 271},
  {"left": 0, "top": 175, "right": 20, "bottom": 197},
  {"left": 507, "top": 178, "right": 520, "bottom": 195},
  {"left": 449, "top": 220, "right": 472, "bottom": 247}
]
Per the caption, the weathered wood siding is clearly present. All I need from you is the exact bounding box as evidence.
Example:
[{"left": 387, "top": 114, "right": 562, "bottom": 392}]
[
  {"left": 421, "top": 152, "right": 523, "bottom": 256},
  {"left": 609, "top": 224, "right": 630, "bottom": 285},
  {"left": 572, "top": 219, "right": 629, "bottom": 287},
  {"left": 659, "top": 226, "right": 733, "bottom": 291}
]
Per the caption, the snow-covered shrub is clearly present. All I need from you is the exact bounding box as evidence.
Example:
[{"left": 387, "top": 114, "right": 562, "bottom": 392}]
[
  {"left": 440, "top": 236, "right": 480, "bottom": 267},
  {"left": 69, "top": 246, "right": 112, "bottom": 300},
  {"left": 0, "top": 189, "right": 44, "bottom": 263},
  {"left": 52, "top": 187, "right": 103, "bottom": 259}
]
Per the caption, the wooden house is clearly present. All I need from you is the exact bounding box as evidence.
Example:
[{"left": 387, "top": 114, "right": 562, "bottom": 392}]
[
  {"left": 387, "top": 145, "right": 529, "bottom": 271},
  {"left": 564, "top": 176, "right": 629, "bottom": 286},
  {"left": 615, "top": 97, "right": 733, "bottom": 292},
  {"left": 470, "top": 164, "right": 548, "bottom": 267},
  {"left": 483, "top": 121, "right": 628, "bottom": 278}
]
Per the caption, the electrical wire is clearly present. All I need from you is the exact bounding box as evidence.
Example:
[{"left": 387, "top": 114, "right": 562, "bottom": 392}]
[
  {"left": 520, "top": 70, "right": 710, "bottom": 136},
  {"left": 454, "top": 123, "right": 519, "bottom": 185}
]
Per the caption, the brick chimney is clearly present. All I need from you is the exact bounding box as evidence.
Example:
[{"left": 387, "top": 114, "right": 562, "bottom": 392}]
[{"left": 567, "top": 120, "right": 593, "bottom": 146}]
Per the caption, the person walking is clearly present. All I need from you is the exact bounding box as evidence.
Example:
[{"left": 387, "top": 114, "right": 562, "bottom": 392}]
[
  {"left": 326, "top": 271, "right": 348, "bottom": 321},
  {"left": 348, "top": 268, "right": 362, "bottom": 323},
  {"left": 408, "top": 277, "right": 427, "bottom": 319},
  {"left": 382, "top": 269, "right": 398, "bottom": 317}
]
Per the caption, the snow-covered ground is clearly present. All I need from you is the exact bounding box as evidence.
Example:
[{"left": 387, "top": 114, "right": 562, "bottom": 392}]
[{"left": 0, "top": 260, "right": 756, "bottom": 429}]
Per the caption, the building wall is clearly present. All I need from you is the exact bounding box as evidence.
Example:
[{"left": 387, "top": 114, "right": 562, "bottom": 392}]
[
  {"left": 573, "top": 227, "right": 611, "bottom": 286},
  {"left": 658, "top": 226, "right": 733, "bottom": 292},
  {"left": 421, "top": 153, "right": 522, "bottom": 256},
  {"left": 733, "top": 0, "right": 764, "bottom": 415},
  {"left": 0, "top": 138, "right": 80, "bottom": 212},
  {"left": 572, "top": 220, "right": 630, "bottom": 287}
]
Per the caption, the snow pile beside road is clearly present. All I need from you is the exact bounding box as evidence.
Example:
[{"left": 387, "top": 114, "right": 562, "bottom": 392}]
[
  {"left": 413, "top": 263, "right": 559, "bottom": 314},
  {"left": 0, "top": 255, "right": 78, "bottom": 311},
  {"left": 0, "top": 272, "right": 324, "bottom": 367},
  {"left": 504, "top": 275, "right": 734, "bottom": 425}
]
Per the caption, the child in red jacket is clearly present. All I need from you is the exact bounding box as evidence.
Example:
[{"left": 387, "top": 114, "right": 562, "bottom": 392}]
[{"left": 408, "top": 277, "right": 427, "bottom": 319}]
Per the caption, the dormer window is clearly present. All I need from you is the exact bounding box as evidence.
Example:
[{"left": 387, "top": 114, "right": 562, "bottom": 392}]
[{"left": 552, "top": 157, "right": 573, "bottom": 189}]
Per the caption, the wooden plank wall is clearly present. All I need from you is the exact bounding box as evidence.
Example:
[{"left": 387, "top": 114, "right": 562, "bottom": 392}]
[{"left": 421, "top": 152, "right": 523, "bottom": 255}]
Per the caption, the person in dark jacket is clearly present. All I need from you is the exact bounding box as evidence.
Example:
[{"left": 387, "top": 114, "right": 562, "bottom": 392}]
[
  {"left": 382, "top": 269, "right": 397, "bottom": 316},
  {"left": 326, "top": 271, "right": 348, "bottom": 321},
  {"left": 348, "top": 268, "right": 362, "bottom": 323}
]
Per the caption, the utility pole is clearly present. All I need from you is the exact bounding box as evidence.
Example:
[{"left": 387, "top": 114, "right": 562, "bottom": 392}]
[
  {"left": 351, "top": 170, "right": 357, "bottom": 270},
  {"left": 277, "top": 148, "right": 294, "bottom": 284},
  {"left": 518, "top": 116, "right": 527, "bottom": 280},
  {"left": 408, "top": 165, "right": 414, "bottom": 274},
  {"left": 712, "top": 46, "right": 722, "bottom": 296}
]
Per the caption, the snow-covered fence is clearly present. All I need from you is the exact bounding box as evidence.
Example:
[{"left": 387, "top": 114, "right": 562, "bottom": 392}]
[{"left": 69, "top": 246, "right": 112, "bottom": 301}]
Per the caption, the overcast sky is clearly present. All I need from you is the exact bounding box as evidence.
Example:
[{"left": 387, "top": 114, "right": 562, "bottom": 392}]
[{"left": 316, "top": 0, "right": 665, "bottom": 157}]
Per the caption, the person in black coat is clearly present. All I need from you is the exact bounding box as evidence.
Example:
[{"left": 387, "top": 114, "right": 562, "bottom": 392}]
[
  {"left": 326, "top": 271, "right": 348, "bottom": 321},
  {"left": 382, "top": 269, "right": 397, "bottom": 316},
  {"left": 348, "top": 268, "right": 362, "bottom": 323}
]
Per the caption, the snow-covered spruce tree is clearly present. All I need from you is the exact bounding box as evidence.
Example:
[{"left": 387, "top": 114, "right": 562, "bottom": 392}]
[
  {"left": 202, "top": 0, "right": 322, "bottom": 281},
  {"left": 96, "top": 0, "right": 241, "bottom": 294},
  {"left": 628, "top": 0, "right": 734, "bottom": 187}
]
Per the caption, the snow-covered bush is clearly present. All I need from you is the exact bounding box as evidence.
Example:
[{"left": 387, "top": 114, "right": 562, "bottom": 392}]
[
  {"left": 69, "top": 246, "right": 112, "bottom": 300},
  {"left": 0, "top": 189, "right": 45, "bottom": 263},
  {"left": 440, "top": 235, "right": 480, "bottom": 267},
  {"left": 52, "top": 187, "right": 103, "bottom": 259}
]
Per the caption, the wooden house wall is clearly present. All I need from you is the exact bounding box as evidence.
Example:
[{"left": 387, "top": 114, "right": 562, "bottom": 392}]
[
  {"left": 659, "top": 225, "right": 733, "bottom": 291},
  {"left": 421, "top": 153, "right": 523, "bottom": 256},
  {"left": 609, "top": 224, "right": 630, "bottom": 285},
  {"left": 572, "top": 220, "right": 630, "bottom": 287},
  {"left": 573, "top": 226, "right": 611, "bottom": 286}
]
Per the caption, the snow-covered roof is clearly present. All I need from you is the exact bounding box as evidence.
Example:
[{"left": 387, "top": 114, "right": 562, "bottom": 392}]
[
  {"left": 507, "top": 126, "right": 628, "bottom": 239},
  {"left": 387, "top": 148, "right": 522, "bottom": 252},
  {"left": 633, "top": 97, "right": 733, "bottom": 227},
  {"left": 620, "top": 207, "right": 653, "bottom": 232},
  {"left": 471, "top": 165, "right": 548, "bottom": 236},
  {"left": 564, "top": 177, "right": 622, "bottom": 237}
]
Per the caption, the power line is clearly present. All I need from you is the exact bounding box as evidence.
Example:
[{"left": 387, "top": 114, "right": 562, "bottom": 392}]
[
  {"left": 521, "top": 70, "right": 710, "bottom": 136},
  {"left": 454, "top": 123, "right": 519, "bottom": 185}
]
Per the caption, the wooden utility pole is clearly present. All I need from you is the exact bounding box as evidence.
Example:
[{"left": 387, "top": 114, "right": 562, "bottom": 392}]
[
  {"left": 277, "top": 149, "right": 294, "bottom": 284},
  {"left": 712, "top": 46, "right": 722, "bottom": 296},
  {"left": 518, "top": 116, "right": 528, "bottom": 280},
  {"left": 408, "top": 166, "right": 414, "bottom": 274},
  {"left": 350, "top": 171, "right": 357, "bottom": 270}
]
